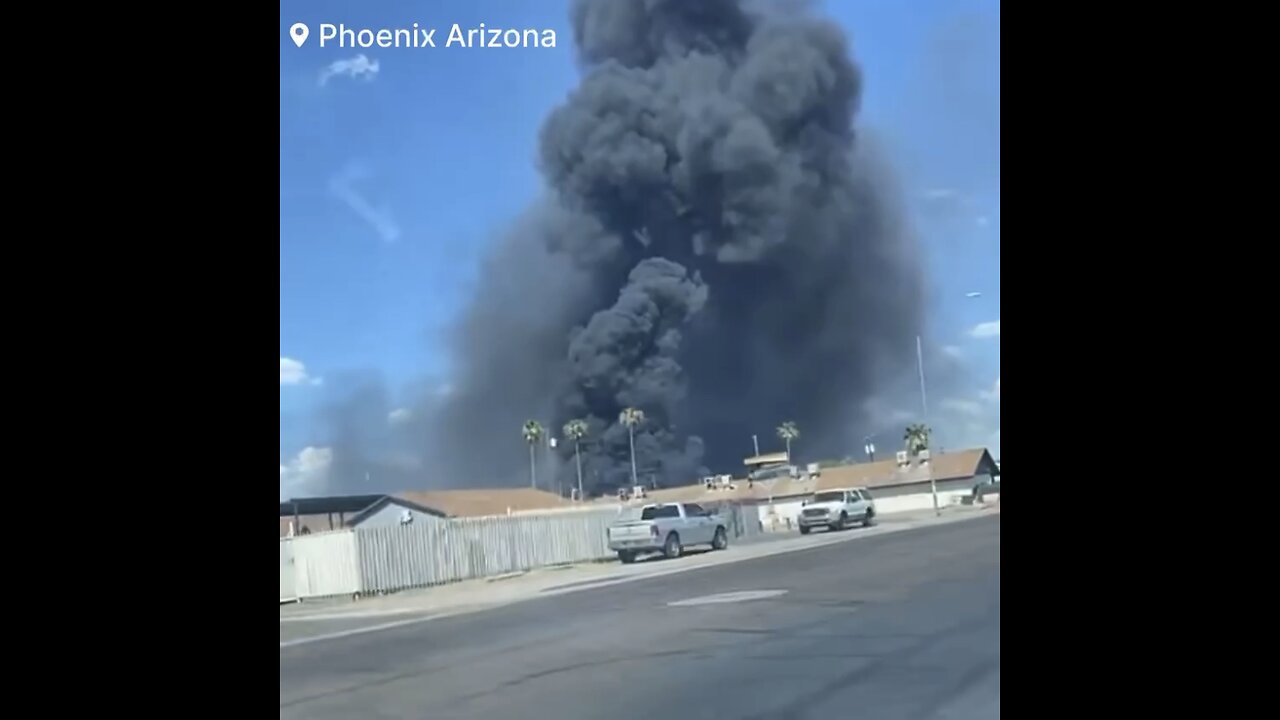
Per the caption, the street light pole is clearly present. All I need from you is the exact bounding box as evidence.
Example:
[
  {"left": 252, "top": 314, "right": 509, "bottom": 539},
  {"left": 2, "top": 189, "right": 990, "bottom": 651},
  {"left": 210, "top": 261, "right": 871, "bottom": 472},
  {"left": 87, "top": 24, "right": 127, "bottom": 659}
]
[
  {"left": 752, "top": 434, "right": 760, "bottom": 456},
  {"left": 917, "top": 334, "right": 939, "bottom": 517},
  {"left": 548, "top": 436, "right": 560, "bottom": 497}
]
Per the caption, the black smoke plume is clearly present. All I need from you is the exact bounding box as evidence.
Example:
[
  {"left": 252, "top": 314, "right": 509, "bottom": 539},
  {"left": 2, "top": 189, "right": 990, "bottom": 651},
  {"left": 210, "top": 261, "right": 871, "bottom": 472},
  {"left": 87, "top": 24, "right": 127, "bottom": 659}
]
[
  {"left": 417, "top": 0, "right": 926, "bottom": 495},
  {"left": 311, "top": 0, "right": 928, "bottom": 496}
]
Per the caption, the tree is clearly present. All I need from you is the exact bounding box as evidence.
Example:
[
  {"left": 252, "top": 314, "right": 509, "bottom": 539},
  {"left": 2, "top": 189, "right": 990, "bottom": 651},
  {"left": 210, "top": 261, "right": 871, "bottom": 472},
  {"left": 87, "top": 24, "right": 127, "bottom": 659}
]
[
  {"left": 618, "top": 407, "right": 645, "bottom": 487},
  {"left": 563, "top": 418, "right": 589, "bottom": 501},
  {"left": 776, "top": 421, "right": 800, "bottom": 461},
  {"left": 904, "top": 423, "right": 931, "bottom": 456},
  {"left": 522, "top": 420, "right": 544, "bottom": 489}
]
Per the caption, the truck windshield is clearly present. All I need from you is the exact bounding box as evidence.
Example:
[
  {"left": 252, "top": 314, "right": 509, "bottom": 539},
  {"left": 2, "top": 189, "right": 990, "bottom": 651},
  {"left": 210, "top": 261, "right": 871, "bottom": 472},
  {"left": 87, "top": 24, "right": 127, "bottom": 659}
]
[
  {"left": 813, "top": 492, "right": 845, "bottom": 503},
  {"left": 641, "top": 505, "right": 680, "bottom": 520}
]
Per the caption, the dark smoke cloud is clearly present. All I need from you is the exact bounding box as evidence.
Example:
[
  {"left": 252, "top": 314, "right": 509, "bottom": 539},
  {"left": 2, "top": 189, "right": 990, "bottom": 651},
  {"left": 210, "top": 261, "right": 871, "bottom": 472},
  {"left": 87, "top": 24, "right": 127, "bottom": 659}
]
[{"left": 313, "top": 0, "right": 930, "bottom": 495}]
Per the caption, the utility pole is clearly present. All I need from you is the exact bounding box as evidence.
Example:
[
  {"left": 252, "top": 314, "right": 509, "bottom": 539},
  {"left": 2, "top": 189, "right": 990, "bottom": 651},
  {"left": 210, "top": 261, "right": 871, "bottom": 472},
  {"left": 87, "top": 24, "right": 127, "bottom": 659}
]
[
  {"left": 752, "top": 434, "right": 760, "bottom": 456},
  {"left": 917, "top": 335, "right": 939, "bottom": 517}
]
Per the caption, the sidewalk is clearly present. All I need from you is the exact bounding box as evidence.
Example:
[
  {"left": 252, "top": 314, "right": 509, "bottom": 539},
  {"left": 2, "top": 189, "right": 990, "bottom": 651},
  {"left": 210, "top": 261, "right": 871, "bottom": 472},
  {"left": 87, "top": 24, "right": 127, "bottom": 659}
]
[{"left": 280, "top": 503, "right": 997, "bottom": 624}]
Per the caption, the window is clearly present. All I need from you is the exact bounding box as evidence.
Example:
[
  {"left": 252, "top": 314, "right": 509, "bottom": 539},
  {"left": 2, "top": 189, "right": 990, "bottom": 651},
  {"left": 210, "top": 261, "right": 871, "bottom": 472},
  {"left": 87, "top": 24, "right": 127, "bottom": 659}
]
[
  {"left": 685, "top": 503, "right": 705, "bottom": 517},
  {"left": 859, "top": 490, "right": 874, "bottom": 501},
  {"left": 641, "top": 505, "right": 680, "bottom": 520},
  {"left": 812, "top": 491, "right": 845, "bottom": 504}
]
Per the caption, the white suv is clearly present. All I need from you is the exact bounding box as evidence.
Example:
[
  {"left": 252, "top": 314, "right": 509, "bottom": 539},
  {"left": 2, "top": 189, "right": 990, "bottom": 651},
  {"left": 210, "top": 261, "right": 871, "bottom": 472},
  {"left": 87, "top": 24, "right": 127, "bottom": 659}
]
[{"left": 798, "top": 487, "right": 877, "bottom": 534}]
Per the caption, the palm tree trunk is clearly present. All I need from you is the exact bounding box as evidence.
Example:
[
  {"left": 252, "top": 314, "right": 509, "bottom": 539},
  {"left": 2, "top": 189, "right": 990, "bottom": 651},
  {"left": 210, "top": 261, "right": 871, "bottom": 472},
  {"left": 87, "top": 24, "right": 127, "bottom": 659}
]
[
  {"left": 785, "top": 437, "right": 791, "bottom": 462},
  {"left": 529, "top": 443, "right": 537, "bottom": 489},
  {"left": 574, "top": 441, "right": 584, "bottom": 501},
  {"left": 628, "top": 426, "right": 638, "bottom": 486}
]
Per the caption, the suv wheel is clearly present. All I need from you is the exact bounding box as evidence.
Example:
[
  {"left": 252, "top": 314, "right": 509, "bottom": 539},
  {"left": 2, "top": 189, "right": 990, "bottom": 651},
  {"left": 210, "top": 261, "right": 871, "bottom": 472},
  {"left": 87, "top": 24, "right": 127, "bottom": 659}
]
[
  {"left": 711, "top": 527, "right": 728, "bottom": 550},
  {"left": 663, "top": 532, "right": 683, "bottom": 559}
]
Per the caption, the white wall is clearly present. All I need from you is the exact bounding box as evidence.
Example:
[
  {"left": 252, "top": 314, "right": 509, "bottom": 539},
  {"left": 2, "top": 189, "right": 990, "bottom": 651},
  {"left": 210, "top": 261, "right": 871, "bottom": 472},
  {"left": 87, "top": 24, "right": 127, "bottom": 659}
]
[
  {"left": 356, "top": 509, "right": 619, "bottom": 594},
  {"left": 756, "top": 499, "right": 807, "bottom": 531},
  {"left": 872, "top": 490, "right": 968, "bottom": 514},
  {"left": 280, "top": 538, "right": 297, "bottom": 603},
  {"left": 868, "top": 478, "right": 975, "bottom": 513},
  {"left": 291, "top": 529, "right": 362, "bottom": 599}
]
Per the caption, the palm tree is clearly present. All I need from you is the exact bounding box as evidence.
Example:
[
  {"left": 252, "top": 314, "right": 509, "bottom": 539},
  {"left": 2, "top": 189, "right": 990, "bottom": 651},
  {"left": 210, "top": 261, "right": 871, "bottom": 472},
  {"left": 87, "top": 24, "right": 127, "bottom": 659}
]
[
  {"left": 904, "top": 423, "right": 931, "bottom": 456},
  {"left": 618, "top": 407, "right": 645, "bottom": 487},
  {"left": 776, "top": 421, "right": 800, "bottom": 462},
  {"left": 522, "top": 420, "right": 544, "bottom": 489},
  {"left": 563, "top": 418, "right": 589, "bottom": 501}
]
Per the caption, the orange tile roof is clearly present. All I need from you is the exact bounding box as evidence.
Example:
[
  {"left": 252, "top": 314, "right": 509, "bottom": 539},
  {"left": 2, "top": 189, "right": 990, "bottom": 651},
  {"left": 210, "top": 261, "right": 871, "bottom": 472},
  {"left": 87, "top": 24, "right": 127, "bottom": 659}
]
[{"left": 815, "top": 448, "right": 993, "bottom": 491}]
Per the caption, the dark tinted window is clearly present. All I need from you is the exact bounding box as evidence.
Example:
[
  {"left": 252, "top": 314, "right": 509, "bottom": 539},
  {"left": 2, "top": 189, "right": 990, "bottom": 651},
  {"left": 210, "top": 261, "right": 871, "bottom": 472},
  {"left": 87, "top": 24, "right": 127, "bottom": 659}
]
[
  {"left": 641, "top": 505, "right": 680, "bottom": 520},
  {"left": 685, "top": 503, "right": 705, "bottom": 516}
]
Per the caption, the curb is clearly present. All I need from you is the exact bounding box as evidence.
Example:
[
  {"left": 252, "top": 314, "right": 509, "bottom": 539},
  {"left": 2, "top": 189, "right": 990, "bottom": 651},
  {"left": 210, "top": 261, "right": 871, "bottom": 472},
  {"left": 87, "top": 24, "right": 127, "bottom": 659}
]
[{"left": 486, "top": 571, "right": 530, "bottom": 583}]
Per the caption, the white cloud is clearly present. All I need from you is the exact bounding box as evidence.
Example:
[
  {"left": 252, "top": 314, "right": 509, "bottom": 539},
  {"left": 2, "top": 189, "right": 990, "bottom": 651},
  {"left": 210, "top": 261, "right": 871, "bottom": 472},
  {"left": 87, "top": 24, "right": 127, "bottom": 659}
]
[
  {"left": 942, "top": 345, "right": 964, "bottom": 360},
  {"left": 388, "top": 407, "right": 413, "bottom": 425},
  {"left": 968, "top": 320, "right": 1000, "bottom": 339},
  {"left": 318, "top": 54, "right": 380, "bottom": 86},
  {"left": 280, "top": 357, "right": 322, "bottom": 386},
  {"left": 279, "top": 446, "right": 333, "bottom": 498},
  {"left": 329, "top": 163, "right": 401, "bottom": 243}
]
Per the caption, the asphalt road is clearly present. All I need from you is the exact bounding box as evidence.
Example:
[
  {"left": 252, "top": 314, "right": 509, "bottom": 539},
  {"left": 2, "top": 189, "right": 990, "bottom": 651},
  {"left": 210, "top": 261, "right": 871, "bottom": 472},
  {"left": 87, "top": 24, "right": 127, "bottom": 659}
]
[{"left": 280, "top": 514, "right": 1000, "bottom": 720}]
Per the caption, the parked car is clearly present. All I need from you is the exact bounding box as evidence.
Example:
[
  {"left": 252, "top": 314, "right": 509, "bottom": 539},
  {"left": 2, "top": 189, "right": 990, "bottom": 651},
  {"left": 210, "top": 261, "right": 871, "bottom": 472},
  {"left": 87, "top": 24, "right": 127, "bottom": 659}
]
[
  {"left": 798, "top": 487, "right": 876, "bottom": 534},
  {"left": 607, "top": 502, "right": 729, "bottom": 563}
]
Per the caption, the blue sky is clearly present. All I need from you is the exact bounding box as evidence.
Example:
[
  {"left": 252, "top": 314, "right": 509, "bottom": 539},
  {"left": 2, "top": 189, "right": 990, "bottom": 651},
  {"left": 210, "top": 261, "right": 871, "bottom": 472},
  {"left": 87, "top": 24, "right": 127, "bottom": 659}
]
[{"left": 280, "top": 0, "right": 1001, "bottom": 484}]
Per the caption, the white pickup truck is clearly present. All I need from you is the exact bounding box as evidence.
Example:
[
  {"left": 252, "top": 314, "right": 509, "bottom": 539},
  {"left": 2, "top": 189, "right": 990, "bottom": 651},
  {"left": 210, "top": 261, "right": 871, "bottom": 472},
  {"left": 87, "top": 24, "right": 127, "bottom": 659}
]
[
  {"left": 607, "top": 502, "right": 729, "bottom": 563},
  {"left": 798, "top": 487, "right": 877, "bottom": 534}
]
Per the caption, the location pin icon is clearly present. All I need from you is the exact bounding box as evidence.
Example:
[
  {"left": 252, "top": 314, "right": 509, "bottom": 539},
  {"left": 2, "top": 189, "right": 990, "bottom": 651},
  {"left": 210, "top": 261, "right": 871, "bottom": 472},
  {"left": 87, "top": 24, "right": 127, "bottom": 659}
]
[{"left": 290, "top": 22, "right": 310, "bottom": 48}]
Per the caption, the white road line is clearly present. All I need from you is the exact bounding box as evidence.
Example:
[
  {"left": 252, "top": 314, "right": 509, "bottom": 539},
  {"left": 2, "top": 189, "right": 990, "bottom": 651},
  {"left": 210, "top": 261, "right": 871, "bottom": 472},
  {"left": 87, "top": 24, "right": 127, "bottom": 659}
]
[
  {"left": 668, "top": 589, "right": 789, "bottom": 606},
  {"left": 280, "top": 612, "right": 453, "bottom": 649},
  {"left": 279, "top": 511, "right": 995, "bottom": 648},
  {"left": 280, "top": 608, "right": 427, "bottom": 623}
]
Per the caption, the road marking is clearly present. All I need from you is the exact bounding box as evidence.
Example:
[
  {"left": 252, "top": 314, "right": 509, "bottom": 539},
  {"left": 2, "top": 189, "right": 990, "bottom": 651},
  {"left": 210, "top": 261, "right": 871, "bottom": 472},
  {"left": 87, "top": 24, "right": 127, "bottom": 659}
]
[
  {"left": 279, "top": 511, "right": 996, "bottom": 647},
  {"left": 668, "top": 589, "right": 789, "bottom": 606},
  {"left": 280, "top": 612, "right": 452, "bottom": 649},
  {"left": 280, "top": 607, "right": 426, "bottom": 623}
]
